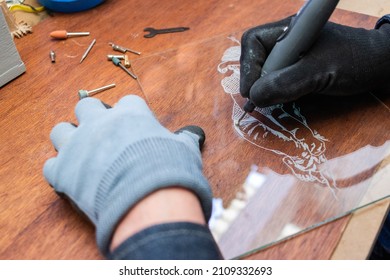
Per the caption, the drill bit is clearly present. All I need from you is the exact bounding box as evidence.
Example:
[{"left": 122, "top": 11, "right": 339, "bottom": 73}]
[
  {"left": 50, "top": 50, "right": 56, "bottom": 63},
  {"left": 235, "top": 113, "right": 247, "bottom": 126},
  {"left": 124, "top": 55, "right": 130, "bottom": 68},
  {"left": 107, "top": 54, "right": 130, "bottom": 67},
  {"left": 112, "top": 57, "right": 137, "bottom": 79},
  {"left": 78, "top": 83, "right": 116, "bottom": 99},
  {"left": 109, "top": 42, "right": 141, "bottom": 55},
  {"left": 235, "top": 101, "right": 256, "bottom": 126},
  {"left": 80, "top": 39, "right": 96, "bottom": 63},
  {"left": 50, "top": 30, "right": 90, "bottom": 39},
  {"left": 107, "top": 54, "right": 126, "bottom": 60}
]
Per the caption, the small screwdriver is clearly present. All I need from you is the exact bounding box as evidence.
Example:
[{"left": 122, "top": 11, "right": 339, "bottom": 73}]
[
  {"left": 112, "top": 57, "right": 137, "bottom": 79},
  {"left": 50, "top": 30, "right": 90, "bottom": 39}
]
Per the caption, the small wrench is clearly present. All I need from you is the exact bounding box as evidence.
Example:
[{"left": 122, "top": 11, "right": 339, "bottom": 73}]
[{"left": 143, "top": 27, "right": 190, "bottom": 38}]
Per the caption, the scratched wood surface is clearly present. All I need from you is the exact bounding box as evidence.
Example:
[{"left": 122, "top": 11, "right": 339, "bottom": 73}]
[{"left": 0, "top": 0, "right": 385, "bottom": 259}]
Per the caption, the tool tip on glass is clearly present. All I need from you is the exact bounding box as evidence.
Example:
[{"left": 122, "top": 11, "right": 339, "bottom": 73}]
[{"left": 235, "top": 112, "right": 247, "bottom": 126}]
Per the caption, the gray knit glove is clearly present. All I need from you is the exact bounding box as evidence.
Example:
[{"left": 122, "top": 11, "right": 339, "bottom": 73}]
[{"left": 43, "top": 95, "right": 212, "bottom": 256}]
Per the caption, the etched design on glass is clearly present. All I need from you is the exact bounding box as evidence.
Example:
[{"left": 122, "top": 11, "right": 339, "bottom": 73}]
[{"left": 218, "top": 37, "right": 336, "bottom": 189}]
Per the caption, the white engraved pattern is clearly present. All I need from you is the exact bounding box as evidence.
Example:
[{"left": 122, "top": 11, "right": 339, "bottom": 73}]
[{"left": 218, "top": 37, "right": 336, "bottom": 189}]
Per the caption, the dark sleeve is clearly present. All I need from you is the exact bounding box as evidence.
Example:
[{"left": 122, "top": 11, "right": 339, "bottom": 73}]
[
  {"left": 107, "top": 222, "right": 224, "bottom": 260},
  {"left": 375, "top": 14, "right": 390, "bottom": 29},
  {"left": 370, "top": 212, "right": 390, "bottom": 259}
]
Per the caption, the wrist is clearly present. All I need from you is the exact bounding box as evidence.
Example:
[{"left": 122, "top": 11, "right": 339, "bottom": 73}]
[{"left": 109, "top": 187, "right": 206, "bottom": 252}]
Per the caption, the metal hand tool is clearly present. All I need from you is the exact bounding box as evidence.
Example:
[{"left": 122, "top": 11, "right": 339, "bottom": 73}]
[
  {"left": 236, "top": 0, "right": 340, "bottom": 126},
  {"left": 78, "top": 83, "right": 116, "bottom": 99},
  {"left": 112, "top": 57, "right": 137, "bottom": 79},
  {"left": 80, "top": 39, "right": 96, "bottom": 64},
  {"left": 143, "top": 27, "right": 190, "bottom": 38},
  {"left": 50, "top": 50, "right": 56, "bottom": 63},
  {"left": 109, "top": 42, "right": 141, "bottom": 55}
]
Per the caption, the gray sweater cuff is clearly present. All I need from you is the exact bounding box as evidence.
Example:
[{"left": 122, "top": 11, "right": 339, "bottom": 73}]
[{"left": 95, "top": 137, "right": 212, "bottom": 255}]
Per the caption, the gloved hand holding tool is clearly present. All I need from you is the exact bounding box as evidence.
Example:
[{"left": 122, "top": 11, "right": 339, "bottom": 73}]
[
  {"left": 239, "top": 0, "right": 390, "bottom": 114},
  {"left": 43, "top": 95, "right": 212, "bottom": 257}
]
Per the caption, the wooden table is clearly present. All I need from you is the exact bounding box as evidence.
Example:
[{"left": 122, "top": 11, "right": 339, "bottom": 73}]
[{"left": 0, "top": 0, "right": 388, "bottom": 259}]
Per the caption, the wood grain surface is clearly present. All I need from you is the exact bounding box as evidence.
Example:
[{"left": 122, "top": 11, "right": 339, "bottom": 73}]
[{"left": 0, "top": 0, "right": 387, "bottom": 259}]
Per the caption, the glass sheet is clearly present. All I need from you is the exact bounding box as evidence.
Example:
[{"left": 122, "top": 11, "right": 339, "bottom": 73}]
[{"left": 132, "top": 32, "right": 390, "bottom": 259}]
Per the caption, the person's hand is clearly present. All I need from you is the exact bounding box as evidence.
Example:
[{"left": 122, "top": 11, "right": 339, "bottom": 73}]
[
  {"left": 43, "top": 95, "right": 212, "bottom": 256},
  {"left": 240, "top": 17, "right": 390, "bottom": 107}
]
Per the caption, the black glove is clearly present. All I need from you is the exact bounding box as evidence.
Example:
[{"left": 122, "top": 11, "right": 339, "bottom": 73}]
[{"left": 240, "top": 17, "right": 390, "bottom": 107}]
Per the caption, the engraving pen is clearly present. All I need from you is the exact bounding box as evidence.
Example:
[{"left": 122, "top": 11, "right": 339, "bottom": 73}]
[{"left": 235, "top": 0, "right": 340, "bottom": 126}]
